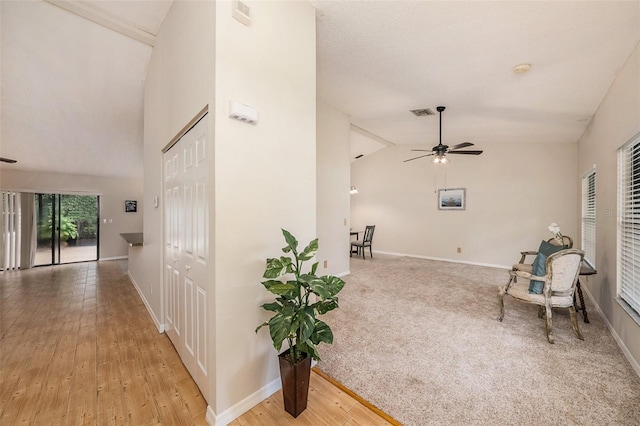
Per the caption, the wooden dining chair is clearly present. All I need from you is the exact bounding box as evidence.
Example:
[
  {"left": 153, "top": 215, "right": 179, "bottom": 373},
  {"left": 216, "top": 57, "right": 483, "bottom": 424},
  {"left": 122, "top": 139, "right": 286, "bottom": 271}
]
[{"left": 350, "top": 225, "right": 375, "bottom": 259}]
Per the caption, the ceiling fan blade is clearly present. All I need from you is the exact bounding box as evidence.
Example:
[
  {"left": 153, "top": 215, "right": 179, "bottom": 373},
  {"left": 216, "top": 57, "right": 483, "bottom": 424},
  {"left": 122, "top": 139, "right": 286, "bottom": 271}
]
[
  {"left": 447, "top": 150, "right": 483, "bottom": 155},
  {"left": 403, "top": 153, "right": 434, "bottom": 162},
  {"left": 410, "top": 149, "right": 434, "bottom": 152},
  {"left": 449, "top": 142, "right": 474, "bottom": 150},
  {"left": 0, "top": 157, "right": 17, "bottom": 163}
]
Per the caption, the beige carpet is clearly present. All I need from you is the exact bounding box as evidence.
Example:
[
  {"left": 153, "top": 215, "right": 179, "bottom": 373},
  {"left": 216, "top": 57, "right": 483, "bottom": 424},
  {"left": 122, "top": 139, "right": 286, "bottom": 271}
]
[{"left": 316, "top": 255, "right": 640, "bottom": 425}]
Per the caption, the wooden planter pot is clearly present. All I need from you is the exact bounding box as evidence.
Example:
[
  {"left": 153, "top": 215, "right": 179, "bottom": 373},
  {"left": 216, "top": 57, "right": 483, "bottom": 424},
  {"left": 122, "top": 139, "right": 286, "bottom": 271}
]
[{"left": 278, "top": 349, "right": 311, "bottom": 418}]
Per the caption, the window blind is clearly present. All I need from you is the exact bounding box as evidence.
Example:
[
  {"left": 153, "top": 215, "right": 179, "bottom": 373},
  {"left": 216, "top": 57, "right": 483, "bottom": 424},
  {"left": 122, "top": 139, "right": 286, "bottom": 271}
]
[
  {"left": 1, "top": 191, "right": 22, "bottom": 270},
  {"left": 618, "top": 136, "right": 640, "bottom": 315},
  {"left": 581, "top": 170, "right": 596, "bottom": 267}
]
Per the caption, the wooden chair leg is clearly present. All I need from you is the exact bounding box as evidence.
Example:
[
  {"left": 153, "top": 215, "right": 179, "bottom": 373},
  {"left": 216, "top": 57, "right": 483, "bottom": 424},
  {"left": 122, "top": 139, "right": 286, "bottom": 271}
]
[
  {"left": 497, "top": 286, "right": 506, "bottom": 322},
  {"left": 569, "top": 306, "right": 584, "bottom": 340},
  {"left": 545, "top": 303, "right": 554, "bottom": 344},
  {"left": 369, "top": 245, "right": 373, "bottom": 258},
  {"left": 497, "top": 274, "right": 516, "bottom": 322}
]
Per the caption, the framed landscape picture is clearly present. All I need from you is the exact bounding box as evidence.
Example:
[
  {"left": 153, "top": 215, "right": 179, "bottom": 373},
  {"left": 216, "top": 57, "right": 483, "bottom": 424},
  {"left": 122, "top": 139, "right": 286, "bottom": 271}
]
[{"left": 438, "top": 188, "right": 466, "bottom": 211}]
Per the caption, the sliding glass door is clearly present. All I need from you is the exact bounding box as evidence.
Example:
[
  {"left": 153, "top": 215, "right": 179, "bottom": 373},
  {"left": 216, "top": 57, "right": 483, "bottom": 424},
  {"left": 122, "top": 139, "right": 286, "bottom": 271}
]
[{"left": 35, "top": 194, "right": 99, "bottom": 266}]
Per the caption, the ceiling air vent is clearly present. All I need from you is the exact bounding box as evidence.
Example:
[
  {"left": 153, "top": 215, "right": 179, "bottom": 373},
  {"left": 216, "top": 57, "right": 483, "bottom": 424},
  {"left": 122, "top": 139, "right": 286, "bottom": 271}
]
[{"left": 410, "top": 108, "right": 435, "bottom": 117}]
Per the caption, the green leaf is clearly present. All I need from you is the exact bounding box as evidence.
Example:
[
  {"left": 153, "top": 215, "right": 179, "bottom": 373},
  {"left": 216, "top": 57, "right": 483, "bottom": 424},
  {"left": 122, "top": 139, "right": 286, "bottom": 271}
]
[
  {"left": 297, "top": 306, "right": 316, "bottom": 344},
  {"left": 310, "top": 262, "right": 318, "bottom": 275},
  {"left": 282, "top": 229, "right": 298, "bottom": 253},
  {"left": 307, "top": 278, "right": 329, "bottom": 300},
  {"left": 262, "top": 280, "right": 296, "bottom": 295},
  {"left": 268, "top": 313, "right": 292, "bottom": 352},
  {"left": 299, "top": 238, "right": 318, "bottom": 261},
  {"left": 310, "top": 320, "right": 333, "bottom": 345},
  {"left": 300, "top": 339, "right": 320, "bottom": 361},
  {"left": 280, "top": 256, "right": 292, "bottom": 266},
  {"left": 255, "top": 321, "right": 269, "bottom": 333},
  {"left": 261, "top": 302, "right": 281, "bottom": 312},
  {"left": 277, "top": 296, "right": 296, "bottom": 307},
  {"left": 264, "top": 258, "right": 287, "bottom": 279},
  {"left": 322, "top": 275, "right": 346, "bottom": 297},
  {"left": 284, "top": 280, "right": 302, "bottom": 300},
  {"left": 279, "top": 256, "right": 294, "bottom": 274},
  {"left": 313, "top": 298, "right": 339, "bottom": 315},
  {"left": 281, "top": 305, "right": 295, "bottom": 318},
  {"left": 298, "top": 274, "right": 313, "bottom": 284}
]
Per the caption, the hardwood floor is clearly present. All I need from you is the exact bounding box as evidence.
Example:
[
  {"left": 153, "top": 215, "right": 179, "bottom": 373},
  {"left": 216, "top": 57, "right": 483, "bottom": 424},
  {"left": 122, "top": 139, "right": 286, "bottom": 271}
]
[
  {"left": 0, "top": 260, "right": 397, "bottom": 426},
  {"left": 0, "top": 261, "right": 207, "bottom": 425},
  {"left": 229, "top": 369, "right": 399, "bottom": 426}
]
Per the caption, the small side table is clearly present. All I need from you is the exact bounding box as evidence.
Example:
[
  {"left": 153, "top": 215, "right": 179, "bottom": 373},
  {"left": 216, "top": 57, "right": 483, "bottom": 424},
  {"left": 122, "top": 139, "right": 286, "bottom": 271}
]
[{"left": 575, "top": 263, "right": 596, "bottom": 323}]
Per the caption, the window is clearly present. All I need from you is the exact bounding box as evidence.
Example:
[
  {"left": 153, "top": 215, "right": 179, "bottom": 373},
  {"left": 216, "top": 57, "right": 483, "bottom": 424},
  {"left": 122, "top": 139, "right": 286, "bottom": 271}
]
[
  {"left": 617, "top": 134, "right": 640, "bottom": 316},
  {"left": 581, "top": 170, "right": 596, "bottom": 267}
]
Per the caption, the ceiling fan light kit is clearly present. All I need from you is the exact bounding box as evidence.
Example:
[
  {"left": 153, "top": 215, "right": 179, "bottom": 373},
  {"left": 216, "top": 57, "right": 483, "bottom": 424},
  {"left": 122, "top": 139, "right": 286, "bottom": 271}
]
[{"left": 404, "top": 105, "right": 483, "bottom": 163}]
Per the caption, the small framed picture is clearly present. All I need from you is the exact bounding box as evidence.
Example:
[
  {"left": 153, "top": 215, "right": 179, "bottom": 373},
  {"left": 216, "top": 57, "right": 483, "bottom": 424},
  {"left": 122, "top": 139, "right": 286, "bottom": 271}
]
[
  {"left": 438, "top": 188, "right": 466, "bottom": 211},
  {"left": 125, "top": 200, "right": 137, "bottom": 212}
]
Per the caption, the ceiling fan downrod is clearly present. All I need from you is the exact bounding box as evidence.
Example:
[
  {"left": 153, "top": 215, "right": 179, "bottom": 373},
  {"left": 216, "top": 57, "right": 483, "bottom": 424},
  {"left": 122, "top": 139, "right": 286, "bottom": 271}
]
[{"left": 437, "top": 106, "right": 445, "bottom": 147}]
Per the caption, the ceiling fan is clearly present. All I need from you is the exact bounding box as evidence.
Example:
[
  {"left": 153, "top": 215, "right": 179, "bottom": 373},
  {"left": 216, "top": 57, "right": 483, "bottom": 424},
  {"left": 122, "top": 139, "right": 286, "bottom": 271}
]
[
  {"left": 404, "top": 106, "right": 483, "bottom": 163},
  {"left": 0, "top": 157, "right": 17, "bottom": 164}
]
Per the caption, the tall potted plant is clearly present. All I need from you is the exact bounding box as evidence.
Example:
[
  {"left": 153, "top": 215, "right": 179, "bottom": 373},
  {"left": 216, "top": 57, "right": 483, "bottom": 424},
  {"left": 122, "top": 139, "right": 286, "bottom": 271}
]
[{"left": 256, "top": 229, "right": 345, "bottom": 418}]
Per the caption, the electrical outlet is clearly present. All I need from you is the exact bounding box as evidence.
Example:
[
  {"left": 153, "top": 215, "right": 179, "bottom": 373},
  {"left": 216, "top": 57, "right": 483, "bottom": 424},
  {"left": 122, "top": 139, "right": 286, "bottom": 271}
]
[
  {"left": 457, "top": 247, "right": 462, "bottom": 254},
  {"left": 344, "top": 218, "right": 347, "bottom": 226},
  {"left": 323, "top": 260, "right": 328, "bottom": 268}
]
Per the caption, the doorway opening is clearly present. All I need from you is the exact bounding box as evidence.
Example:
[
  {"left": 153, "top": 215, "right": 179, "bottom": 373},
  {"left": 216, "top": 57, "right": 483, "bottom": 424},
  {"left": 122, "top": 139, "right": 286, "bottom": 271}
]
[{"left": 35, "top": 193, "right": 99, "bottom": 265}]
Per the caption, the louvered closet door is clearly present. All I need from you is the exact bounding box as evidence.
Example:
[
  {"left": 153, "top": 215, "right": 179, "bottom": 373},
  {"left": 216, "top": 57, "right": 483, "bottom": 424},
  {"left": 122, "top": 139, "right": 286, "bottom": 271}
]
[{"left": 163, "top": 115, "right": 209, "bottom": 401}]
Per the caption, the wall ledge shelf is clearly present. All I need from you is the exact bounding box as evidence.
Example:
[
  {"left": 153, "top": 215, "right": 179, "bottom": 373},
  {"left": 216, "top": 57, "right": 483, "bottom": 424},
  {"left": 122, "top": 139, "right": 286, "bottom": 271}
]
[{"left": 120, "top": 232, "right": 143, "bottom": 247}]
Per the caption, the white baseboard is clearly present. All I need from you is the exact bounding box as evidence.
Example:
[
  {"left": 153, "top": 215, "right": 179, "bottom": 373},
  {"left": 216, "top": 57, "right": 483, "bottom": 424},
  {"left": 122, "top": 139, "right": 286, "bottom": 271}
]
[
  {"left": 99, "top": 255, "right": 128, "bottom": 261},
  {"left": 206, "top": 377, "right": 281, "bottom": 426},
  {"left": 127, "top": 271, "right": 165, "bottom": 333},
  {"left": 372, "top": 250, "right": 510, "bottom": 270},
  {"left": 580, "top": 285, "right": 640, "bottom": 378},
  {"left": 336, "top": 270, "right": 350, "bottom": 278}
]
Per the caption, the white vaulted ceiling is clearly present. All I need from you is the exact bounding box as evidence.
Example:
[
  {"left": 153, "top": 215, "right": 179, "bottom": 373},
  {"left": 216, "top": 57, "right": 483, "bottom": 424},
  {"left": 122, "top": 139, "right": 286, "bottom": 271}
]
[
  {"left": 315, "top": 1, "right": 640, "bottom": 158},
  {"left": 1, "top": 0, "right": 171, "bottom": 179},
  {"left": 1, "top": 1, "right": 639, "bottom": 176}
]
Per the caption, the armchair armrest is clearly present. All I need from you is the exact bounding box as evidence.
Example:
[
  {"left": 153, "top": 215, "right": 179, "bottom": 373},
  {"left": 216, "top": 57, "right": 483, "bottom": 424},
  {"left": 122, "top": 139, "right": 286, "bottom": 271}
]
[
  {"left": 518, "top": 250, "right": 538, "bottom": 264},
  {"left": 509, "top": 270, "right": 544, "bottom": 281}
]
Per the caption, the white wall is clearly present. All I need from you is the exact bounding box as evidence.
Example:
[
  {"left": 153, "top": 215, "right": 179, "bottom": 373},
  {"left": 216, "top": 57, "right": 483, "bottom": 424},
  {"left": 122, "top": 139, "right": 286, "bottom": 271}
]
[
  {"left": 0, "top": 169, "right": 142, "bottom": 259},
  {"left": 351, "top": 141, "right": 578, "bottom": 267},
  {"left": 140, "top": 0, "right": 317, "bottom": 421},
  {"left": 136, "top": 0, "right": 216, "bottom": 402},
  {"left": 213, "top": 0, "right": 316, "bottom": 417},
  {"left": 577, "top": 41, "right": 640, "bottom": 371},
  {"left": 317, "top": 101, "right": 351, "bottom": 276}
]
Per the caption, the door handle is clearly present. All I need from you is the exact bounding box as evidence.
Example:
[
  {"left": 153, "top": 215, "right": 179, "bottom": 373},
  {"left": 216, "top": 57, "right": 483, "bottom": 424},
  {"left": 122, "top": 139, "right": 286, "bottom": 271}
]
[{"left": 185, "top": 264, "right": 191, "bottom": 271}]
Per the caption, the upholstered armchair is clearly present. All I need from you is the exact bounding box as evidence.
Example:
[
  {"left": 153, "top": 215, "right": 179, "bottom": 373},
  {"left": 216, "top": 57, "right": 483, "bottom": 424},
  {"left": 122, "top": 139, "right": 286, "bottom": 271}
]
[
  {"left": 512, "top": 235, "right": 573, "bottom": 276},
  {"left": 498, "top": 248, "right": 585, "bottom": 344}
]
